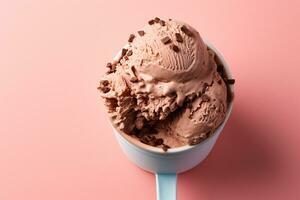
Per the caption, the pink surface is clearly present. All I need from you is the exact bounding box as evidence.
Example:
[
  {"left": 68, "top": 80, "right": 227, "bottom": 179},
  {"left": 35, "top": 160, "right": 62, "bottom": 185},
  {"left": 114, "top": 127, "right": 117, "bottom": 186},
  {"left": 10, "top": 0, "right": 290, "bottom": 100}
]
[{"left": 1, "top": 0, "right": 300, "bottom": 199}]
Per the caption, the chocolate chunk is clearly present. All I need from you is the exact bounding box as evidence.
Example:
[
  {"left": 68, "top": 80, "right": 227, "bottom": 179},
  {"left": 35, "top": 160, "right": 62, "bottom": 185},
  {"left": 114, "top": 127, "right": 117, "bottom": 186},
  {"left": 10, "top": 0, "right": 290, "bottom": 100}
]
[
  {"left": 162, "top": 144, "right": 170, "bottom": 152},
  {"left": 148, "top": 19, "right": 155, "bottom": 25},
  {"left": 154, "top": 17, "right": 160, "bottom": 23},
  {"left": 130, "top": 76, "right": 138, "bottom": 83},
  {"left": 128, "top": 34, "right": 135, "bottom": 42},
  {"left": 217, "top": 79, "right": 222, "bottom": 84},
  {"left": 161, "top": 36, "right": 171, "bottom": 44},
  {"left": 181, "top": 25, "right": 193, "bottom": 37},
  {"left": 175, "top": 33, "right": 183, "bottom": 43},
  {"left": 127, "top": 50, "right": 133, "bottom": 56},
  {"left": 226, "top": 79, "right": 235, "bottom": 84},
  {"left": 121, "top": 48, "right": 128, "bottom": 56},
  {"left": 138, "top": 30, "right": 145, "bottom": 36},
  {"left": 159, "top": 20, "right": 166, "bottom": 26},
  {"left": 171, "top": 44, "right": 180, "bottom": 52}
]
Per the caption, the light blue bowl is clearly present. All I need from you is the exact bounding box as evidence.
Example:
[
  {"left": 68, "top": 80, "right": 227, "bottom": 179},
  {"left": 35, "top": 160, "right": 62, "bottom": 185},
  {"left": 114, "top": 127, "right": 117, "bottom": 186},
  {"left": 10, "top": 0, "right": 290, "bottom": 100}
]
[{"left": 112, "top": 41, "right": 234, "bottom": 200}]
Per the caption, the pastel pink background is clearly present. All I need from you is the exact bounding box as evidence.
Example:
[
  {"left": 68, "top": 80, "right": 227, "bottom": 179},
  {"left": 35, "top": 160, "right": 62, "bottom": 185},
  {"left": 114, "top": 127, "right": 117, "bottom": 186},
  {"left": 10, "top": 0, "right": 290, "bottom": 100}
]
[{"left": 1, "top": 0, "right": 300, "bottom": 199}]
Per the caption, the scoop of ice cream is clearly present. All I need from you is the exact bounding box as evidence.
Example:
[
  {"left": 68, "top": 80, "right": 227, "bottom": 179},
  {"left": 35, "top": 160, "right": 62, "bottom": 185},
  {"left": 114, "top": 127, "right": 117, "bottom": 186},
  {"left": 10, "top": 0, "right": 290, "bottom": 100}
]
[
  {"left": 98, "top": 18, "right": 228, "bottom": 148},
  {"left": 117, "top": 19, "right": 215, "bottom": 106}
]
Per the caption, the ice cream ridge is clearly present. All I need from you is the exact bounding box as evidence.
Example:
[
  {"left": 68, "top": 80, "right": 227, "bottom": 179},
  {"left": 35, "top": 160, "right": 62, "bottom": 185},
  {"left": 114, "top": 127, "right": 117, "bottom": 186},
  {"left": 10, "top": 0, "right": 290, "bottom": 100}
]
[{"left": 98, "top": 18, "right": 235, "bottom": 151}]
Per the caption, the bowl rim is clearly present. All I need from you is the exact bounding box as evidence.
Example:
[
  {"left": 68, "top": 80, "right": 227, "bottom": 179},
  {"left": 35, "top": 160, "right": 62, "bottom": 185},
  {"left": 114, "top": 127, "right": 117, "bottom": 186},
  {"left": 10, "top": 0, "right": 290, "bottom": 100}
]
[{"left": 111, "top": 39, "right": 234, "bottom": 155}]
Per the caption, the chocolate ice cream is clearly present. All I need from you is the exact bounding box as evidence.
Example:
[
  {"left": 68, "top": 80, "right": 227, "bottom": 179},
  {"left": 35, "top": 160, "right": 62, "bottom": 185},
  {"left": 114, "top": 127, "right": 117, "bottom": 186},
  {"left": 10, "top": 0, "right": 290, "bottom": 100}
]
[{"left": 98, "top": 18, "right": 234, "bottom": 150}]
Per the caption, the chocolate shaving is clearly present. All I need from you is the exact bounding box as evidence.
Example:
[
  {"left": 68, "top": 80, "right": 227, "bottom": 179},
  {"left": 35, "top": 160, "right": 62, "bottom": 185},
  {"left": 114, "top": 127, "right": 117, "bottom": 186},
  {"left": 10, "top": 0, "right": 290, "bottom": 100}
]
[
  {"left": 121, "top": 48, "right": 128, "bottom": 56},
  {"left": 162, "top": 144, "right": 170, "bottom": 152},
  {"left": 140, "top": 136, "right": 149, "bottom": 144},
  {"left": 106, "top": 62, "right": 116, "bottom": 74},
  {"left": 98, "top": 81, "right": 111, "bottom": 93},
  {"left": 175, "top": 33, "right": 183, "bottom": 43},
  {"left": 100, "top": 80, "right": 109, "bottom": 86},
  {"left": 171, "top": 44, "right": 180, "bottom": 52},
  {"left": 127, "top": 50, "right": 133, "bottom": 56},
  {"left": 181, "top": 25, "right": 193, "bottom": 37},
  {"left": 148, "top": 19, "right": 155, "bottom": 25},
  {"left": 159, "top": 20, "right": 166, "bottom": 26},
  {"left": 131, "top": 66, "right": 137, "bottom": 77},
  {"left": 161, "top": 36, "right": 171, "bottom": 44},
  {"left": 130, "top": 76, "right": 138, "bottom": 83},
  {"left": 99, "top": 86, "right": 110, "bottom": 93},
  {"left": 139, "top": 135, "right": 160, "bottom": 147},
  {"left": 128, "top": 34, "right": 135, "bottom": 42},
  {"left": 217, "top": 65, "right": 225, "bottom": 77},
  {"left": 106, "top": 62, "right": 112, "bottom": 69},
  {"left": 226, "top": 79, "right": 235, "bottom": 84},
  {"left": 138, "top": 30, "right": 145, "bottom": 36},
  {"left": 154, "top": 17, "right": 160, "bottom": 23}
]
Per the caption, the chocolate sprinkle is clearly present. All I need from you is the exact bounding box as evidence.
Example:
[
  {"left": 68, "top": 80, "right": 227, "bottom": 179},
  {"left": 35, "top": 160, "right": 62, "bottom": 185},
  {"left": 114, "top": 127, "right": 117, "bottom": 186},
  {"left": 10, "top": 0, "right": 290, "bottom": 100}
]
[
  {"left": 171, "top": 44, "right": 180, "bottom": 52},
  {"left": 138, "top": 30, "right": 145, "bottom": 36},
  {"left": 148, "top": 19, "right": 155, "bottom": 25},
  {"left": 159, "top": 20, "right": 166, "bottom": 26},
  {"left": 128, "top": 34, "right": 135, "bottom": 42},
  {"left": 175, "top": 33, "right": 183, "bottom": 43},
  {"left": 161, "top": 36, "right": 171, "bottom": 44},
  {"left": 181, "top": 25, "right": 193, "bottom": 37},
  {"left": 154, "top": 17, "right": 160, "bottom": 23}
]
